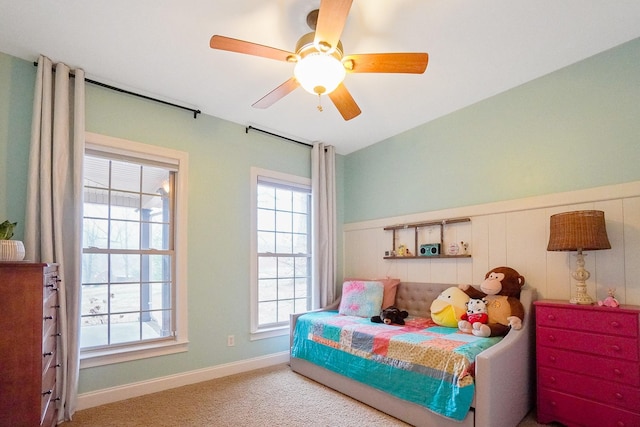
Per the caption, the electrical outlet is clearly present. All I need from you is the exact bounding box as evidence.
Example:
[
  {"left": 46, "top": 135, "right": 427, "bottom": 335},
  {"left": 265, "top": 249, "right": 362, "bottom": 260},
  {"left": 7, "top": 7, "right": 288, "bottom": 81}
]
[{"left": 227, "top": 335, "right": 235, "bottom": 347}]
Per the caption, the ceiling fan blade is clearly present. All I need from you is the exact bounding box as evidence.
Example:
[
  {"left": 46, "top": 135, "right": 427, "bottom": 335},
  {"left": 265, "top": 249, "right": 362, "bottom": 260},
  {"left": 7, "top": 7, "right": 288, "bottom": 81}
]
[
  {"left": 343, "top": 53, "right": 429, "bottom": 74},
  {"left": 252, "top": 77, "right": 300, "bottom": 109},
  {"left": 328, "top": 83, "right": 361, "bottom": 121},
  {"left": 314, "top": 0, "right": 353, "bottom": 53},
  {"left": 210, "top": 35, "right": 294, "bottom": 62}
]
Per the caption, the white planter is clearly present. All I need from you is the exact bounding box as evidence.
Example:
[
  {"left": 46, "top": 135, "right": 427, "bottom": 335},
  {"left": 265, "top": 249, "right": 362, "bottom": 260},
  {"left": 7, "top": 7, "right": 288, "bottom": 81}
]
[{"left": 0, "top": 240, "right": 26, "bottom": 261}]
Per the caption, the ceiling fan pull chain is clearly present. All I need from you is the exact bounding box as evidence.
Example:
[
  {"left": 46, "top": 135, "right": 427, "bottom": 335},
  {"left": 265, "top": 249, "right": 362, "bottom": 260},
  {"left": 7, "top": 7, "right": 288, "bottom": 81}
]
[{"left": 317, "top": 94, "right": 324, "bottom": 112}]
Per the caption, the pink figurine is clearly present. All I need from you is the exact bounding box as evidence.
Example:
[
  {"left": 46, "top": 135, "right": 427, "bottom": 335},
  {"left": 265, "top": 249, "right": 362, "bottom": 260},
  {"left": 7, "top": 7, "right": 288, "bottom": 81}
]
[{"left": 598, "top": 288, "right": 619, "bottom": 308}]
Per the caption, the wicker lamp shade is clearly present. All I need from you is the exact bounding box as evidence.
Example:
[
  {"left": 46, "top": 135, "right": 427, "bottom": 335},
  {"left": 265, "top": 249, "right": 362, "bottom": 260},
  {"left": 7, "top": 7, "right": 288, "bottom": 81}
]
[{"left": 547, "top": 210, "right": 611, "bottom": 252}]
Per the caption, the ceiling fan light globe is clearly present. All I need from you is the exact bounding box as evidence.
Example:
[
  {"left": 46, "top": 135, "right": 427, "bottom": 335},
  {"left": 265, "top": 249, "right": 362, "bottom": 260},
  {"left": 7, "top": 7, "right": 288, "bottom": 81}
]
[{"left": 294, "top": 53, "right": 346, "bottom": 95}]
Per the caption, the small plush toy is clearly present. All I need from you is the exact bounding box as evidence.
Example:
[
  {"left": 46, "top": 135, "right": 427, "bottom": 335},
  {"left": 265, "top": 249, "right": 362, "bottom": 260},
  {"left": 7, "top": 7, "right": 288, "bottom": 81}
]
[
  {"left": 598, "top": 288, "right": 620, "bottom": 308},
  {"left": 459, "top": 298, "right": 489, "bottom": 334},
  {"left": 458, "top": 266, "right": 525, "bottom": 337},
  {"left": 430, "top": 286, "right": 470, "bottom": 327},
  {"left": 371, "top": 306, "right": 409, "bottom": 325}
]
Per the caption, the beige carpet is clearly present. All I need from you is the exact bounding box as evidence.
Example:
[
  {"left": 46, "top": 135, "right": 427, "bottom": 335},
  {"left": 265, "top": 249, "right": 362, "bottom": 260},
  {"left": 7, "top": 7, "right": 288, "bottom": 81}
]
[{"left": 64, "top": 363, "right": 546, "bottom": 427}]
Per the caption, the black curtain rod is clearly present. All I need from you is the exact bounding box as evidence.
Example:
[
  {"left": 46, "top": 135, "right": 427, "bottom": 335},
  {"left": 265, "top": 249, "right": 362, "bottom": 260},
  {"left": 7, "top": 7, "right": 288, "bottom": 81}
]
[
  {"left": 246, "top": 126, "right": 313, "bottom": 148},
  {"left": 33, "top": 61, "right": 201, "bottom": 119}
]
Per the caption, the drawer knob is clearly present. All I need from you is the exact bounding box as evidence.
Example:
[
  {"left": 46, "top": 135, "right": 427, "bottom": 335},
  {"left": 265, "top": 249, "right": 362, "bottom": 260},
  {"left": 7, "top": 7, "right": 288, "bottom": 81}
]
[
  {"left": 548, "top": 335, "right": 556, "bottom": 342},
  {"left": 549, "top": 355, "right": 556, "bottom": 362},
  {"left": 42, "top": 389, "right": 53, "bottom": 396},
  {"left": 610, "top": 321, "right": 620, "bottom": 328},
  {"left": 615, "top": 392, "right": 623, "bottom": 400},
  {"left": 43, "top": 351, "right": 53, "bottom": 357},
  {"left": 44, "top": 315, "right": 54, "bottom": 321},
  {"left": 546, "top": 314, "right": 556, "bottom": 321},
  {"left": 549, "top": 376, "right": 557, "bottom": 383},
  {"left": 612, "top": 345, "right": 621, "bottom": 352},
  {"left": 613, "top": 368, "right": 622, "bottom": 376}
]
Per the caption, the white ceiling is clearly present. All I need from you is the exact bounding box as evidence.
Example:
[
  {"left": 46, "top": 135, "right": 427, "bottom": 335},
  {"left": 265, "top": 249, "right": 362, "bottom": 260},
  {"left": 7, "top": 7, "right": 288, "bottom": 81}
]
[{"left": 1, "top": 1, "right": 639, "bottom": 155}]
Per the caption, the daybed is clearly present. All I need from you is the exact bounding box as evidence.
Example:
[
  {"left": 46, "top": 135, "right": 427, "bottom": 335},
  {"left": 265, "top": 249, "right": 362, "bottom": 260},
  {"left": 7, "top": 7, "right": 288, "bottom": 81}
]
[{"left": 290, "top": 282, "right": 536, "bottom": 427}]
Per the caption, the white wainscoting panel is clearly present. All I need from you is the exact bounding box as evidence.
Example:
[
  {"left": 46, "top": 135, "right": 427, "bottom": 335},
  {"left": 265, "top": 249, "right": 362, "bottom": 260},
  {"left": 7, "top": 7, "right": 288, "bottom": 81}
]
[{"left": 343, "top": 181, "right": 640, "bottom": 305}]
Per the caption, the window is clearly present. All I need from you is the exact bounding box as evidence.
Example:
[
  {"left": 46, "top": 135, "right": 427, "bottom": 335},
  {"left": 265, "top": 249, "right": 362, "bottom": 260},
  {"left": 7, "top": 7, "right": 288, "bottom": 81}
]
[
  {"left": 80, "top": 133, "right": 188, "bottom": 367},
  {"left": 251, "top": 168, "right": 312, "bottom": 338}
]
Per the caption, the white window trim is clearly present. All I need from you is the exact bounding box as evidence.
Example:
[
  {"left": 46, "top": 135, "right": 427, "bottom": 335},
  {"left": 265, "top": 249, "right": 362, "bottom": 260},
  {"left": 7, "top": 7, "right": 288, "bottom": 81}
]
[
  {"left": 249, "top": 167, "right": 311, "bottom": 340},
  {"left": 80, "top": 132, "right": 189, "bottom": 368}
]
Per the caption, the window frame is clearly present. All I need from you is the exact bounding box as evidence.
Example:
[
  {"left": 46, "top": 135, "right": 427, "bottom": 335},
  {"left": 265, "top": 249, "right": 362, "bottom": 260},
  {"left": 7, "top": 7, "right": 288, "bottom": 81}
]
[
  {"left": 250, "top": 167, "right": 312, "bottom": 340},
  {"left": 80, "top": 132, "right": 189, "bottom": 368}
]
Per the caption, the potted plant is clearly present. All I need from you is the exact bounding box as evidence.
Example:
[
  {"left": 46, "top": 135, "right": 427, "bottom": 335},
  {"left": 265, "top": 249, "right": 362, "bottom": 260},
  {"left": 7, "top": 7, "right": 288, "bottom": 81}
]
[{"left": 0, "top": 220, "right": 25, "bottom": 261}]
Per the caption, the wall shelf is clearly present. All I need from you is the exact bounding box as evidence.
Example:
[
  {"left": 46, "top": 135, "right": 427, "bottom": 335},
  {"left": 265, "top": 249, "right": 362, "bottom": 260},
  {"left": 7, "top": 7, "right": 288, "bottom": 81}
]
[{"left": 383, "top": 217, "right": 471, "bottom": 259}]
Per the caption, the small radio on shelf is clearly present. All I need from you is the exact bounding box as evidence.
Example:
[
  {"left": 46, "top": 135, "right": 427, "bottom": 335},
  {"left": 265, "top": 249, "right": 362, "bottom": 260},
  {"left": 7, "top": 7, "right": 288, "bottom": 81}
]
[{"left": 419, "top": 243, "right": 440, "bottom": 256}]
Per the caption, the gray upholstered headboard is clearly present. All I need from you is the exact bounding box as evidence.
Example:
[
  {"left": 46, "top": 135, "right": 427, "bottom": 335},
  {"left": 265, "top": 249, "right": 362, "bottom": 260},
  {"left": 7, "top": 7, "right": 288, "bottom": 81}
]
[{"left": 394, "top": 282, "right": 453, "bottom": 318}]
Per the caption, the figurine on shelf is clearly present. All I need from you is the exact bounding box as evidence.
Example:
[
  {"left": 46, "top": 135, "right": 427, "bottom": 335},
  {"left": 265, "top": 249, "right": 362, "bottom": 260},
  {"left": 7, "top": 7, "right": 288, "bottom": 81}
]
[
  {"left": 460, "top": 241, "right": 469, "bottom": 255},
  {"left": 598, "top": 288, "right": 620, "bottom": 308},
  {"left": 397, "top": 244, "right": 412, "bottom": 257}
]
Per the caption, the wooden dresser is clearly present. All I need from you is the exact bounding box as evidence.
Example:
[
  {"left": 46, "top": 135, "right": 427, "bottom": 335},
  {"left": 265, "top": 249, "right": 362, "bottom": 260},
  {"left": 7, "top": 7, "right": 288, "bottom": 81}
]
[
  {"left": 535, "top": 300, "right": 640, "bottom": 427},
  {"left": 0, "top": 262, "right": 60, "bottom": 427}
]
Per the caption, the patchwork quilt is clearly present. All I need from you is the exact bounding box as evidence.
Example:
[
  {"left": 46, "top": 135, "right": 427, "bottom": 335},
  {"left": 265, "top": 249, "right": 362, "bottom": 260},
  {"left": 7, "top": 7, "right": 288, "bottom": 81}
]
[{"left": 291, "top": 311, "right": 502, "bottom": 421}]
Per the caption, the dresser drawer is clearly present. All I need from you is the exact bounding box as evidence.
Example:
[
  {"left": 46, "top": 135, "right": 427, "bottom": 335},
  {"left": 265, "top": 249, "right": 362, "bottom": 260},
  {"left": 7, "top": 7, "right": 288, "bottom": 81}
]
[
  {"left": 538, "top": 388, "right": 640, "bottom": 427},
  {"left": 41, "top": 364, "right": 57, "bottom": 423},
  {"left": 539, "top": 366, "right": 640, "bottom": 412},
  {"left": 43, "top": 270, "right": 60, "bottom": 299},
  {"left": 536, "top": 304, "right": 639, "bottom": 337},
  {"left": 537, "top": 326, "right": 639, "bottom": 361},
  {"left": 537, "top": 346, "right": 640, "bottom": 387}
]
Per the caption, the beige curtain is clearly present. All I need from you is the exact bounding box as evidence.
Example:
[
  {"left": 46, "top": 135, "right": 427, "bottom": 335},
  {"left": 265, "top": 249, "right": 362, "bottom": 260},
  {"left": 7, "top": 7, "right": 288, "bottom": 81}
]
[
  {"left": 311, "top": 143, "right": 337, "bottom": 308},
  {"left": 25, "top": 55, "right": 85, "bottom": 422}
]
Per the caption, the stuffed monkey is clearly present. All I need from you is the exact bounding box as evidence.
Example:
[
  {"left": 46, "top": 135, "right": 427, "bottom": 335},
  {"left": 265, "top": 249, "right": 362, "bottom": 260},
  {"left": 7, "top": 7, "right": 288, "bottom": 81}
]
[{"left": 458, "top": 266, "right": 525, "bottom": 337}]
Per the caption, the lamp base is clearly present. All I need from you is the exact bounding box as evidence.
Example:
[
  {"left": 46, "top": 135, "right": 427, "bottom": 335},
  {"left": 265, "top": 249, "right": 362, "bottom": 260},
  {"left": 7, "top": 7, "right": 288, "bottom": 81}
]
[
  {"left": 570, "top": 251, "right": 595, "bottom": 305},
  {"left": 570, "top": 293, "right": 595, "bottom": 305}
]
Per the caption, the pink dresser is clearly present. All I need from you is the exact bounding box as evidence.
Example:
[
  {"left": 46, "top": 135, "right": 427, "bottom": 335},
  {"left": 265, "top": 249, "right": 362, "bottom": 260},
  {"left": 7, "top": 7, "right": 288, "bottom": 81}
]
[{"left": 534, "top": 300, "right": 640, "bottom": 426}]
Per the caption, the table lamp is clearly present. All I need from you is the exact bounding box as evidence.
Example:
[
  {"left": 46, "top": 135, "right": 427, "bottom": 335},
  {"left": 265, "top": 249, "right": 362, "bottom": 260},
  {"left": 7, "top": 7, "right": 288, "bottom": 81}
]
[{"left": 547, "top": 210, "right": 611, "bottom": 304}]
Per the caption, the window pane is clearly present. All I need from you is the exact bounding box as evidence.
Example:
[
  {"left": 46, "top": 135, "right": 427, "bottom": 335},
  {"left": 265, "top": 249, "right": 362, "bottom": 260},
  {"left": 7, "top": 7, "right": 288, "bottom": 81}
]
[
  {"left": 84, "top": 156, "right": 110, "bottom": 189},
  {"left": 276, "top": 211, "right": 292, "bottom": 233},
  {"left": 110, "top": 220, "right": 140, "bottom": 250},
  {"left": 111, "top": 254, "right": 140, "bottom": 283},
  {"left": 292, "top": 233, "right": 308, "bottom": 254},
  {"left": 81, "top": 284, "right": 110, "bottom": 316},
  {"left": 258, "top": 257, "right": 276, "bottom": 279},
  {"left": 279, "top": 278, "right": 294, "bottom": 299},
  {"left": 278, "top": 300, "right": 294, "bottom": 322},
  {"left": 111, "top": 192, "right": 140, "bottom": 220},
  {"left": 84, "top": 196, "right": 109, "bottom": 218},
  {"left": 146, "top": 222, "right": 170, "bottom": 250},
  {"left": 142, "top": 166, "right": 170, "bottom": 197},
  {"left": 83, "top": 217, "right": 109, "bottom": 249},
  {"left": 111, "top": 283, "right": 140, "bottom": 313},
  {"left": 275, "top": 232, "right": 292, "bottom": 253},
  {"left": 295, "top": 278, "right": 308, "bottom": 298},
  {"left": 292, "top": 213, "right": 307, "bottom": 234},
  {"left": 277, "top": 257, "right": 294, "bottom": 278},
  {"left": 111, "top": 161, "right": 141, "bottom": 192},
  {"left": 79, "top": 321, "right": 108, "bottom": 348},
  {"left": 257, "top": 231, "right": 275, "bottom": 253},
  {"left": 257, "top": 208, "right": 275, "bottom": 231},
  {"left": 275, "top": 188, "right": 292, "bottom": 211},
  {"left": 258, "top": 301, "right": 277, "bottom": 325},
  {"left": 257, "top": 185, "right": 275, "bottom": 209},
  {"left": 292, "top": 192, "right": 308, "bottom": 213},
  {"left": 111, "top": 313, "right": 141, "bottom": 344},
  {"left": 82, "top": 253, "right": 108, "bottom": 283},
  {"left": 258, "top": 279, "right": 277, "bottom": 302},
  {"left": 146, "top": 254, "right": 171, "bottom": 282}
]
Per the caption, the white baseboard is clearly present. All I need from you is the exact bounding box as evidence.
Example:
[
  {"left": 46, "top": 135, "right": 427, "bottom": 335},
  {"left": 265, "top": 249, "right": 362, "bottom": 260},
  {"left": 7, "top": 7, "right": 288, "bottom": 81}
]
[{"left": 76, "top": 351, "right": 290, "bottom": 411}]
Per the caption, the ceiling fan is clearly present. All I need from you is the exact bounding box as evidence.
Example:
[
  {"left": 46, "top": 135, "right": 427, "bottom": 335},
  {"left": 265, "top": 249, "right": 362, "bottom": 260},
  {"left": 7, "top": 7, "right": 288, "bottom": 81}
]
[{"left": 209, "top": 0, "right": 429, "bottom": 121}]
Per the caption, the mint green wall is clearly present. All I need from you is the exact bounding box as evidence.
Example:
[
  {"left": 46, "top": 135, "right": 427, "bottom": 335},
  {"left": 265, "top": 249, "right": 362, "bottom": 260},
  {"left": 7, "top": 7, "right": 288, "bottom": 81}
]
[
  {"left": 344, "top": 38, "right": 640, "bottom": 223},
  {"left": 0, "top": 51, "right": 344, "bottom": 393},
  {"left": 0, "top": 54, "right": 34, "bottom": 239}
]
